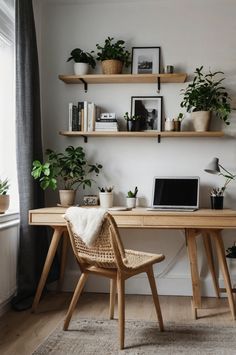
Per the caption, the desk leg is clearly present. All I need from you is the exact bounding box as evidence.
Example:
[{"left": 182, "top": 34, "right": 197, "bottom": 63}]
[
  {"left": 202, "top": 231, "right": 220, "bottom": 298},
  {"left": 185, "top": 229, "right": 201, "bottom": 319},
  {"left": 32, "top": 226, "right": 64, "bottom": 313},
  {"left": 57, "top": 231, "right": 69, "bottom": 291},
  {"left": 210, "top": 230, "right": 236, "bottom": 320}
]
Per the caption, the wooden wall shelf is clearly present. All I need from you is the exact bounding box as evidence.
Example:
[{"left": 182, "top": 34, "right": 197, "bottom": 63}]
[{"left": 59, "top": 130, "right": 224, "bottom": 143}]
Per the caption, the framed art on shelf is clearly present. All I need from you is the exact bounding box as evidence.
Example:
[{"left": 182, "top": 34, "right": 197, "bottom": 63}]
[
  {"left": 131, "top": 47, "right": 161, "bottom": 74},
  {"left": 131, "top": 96, "right": 163, "bottom": 131}
]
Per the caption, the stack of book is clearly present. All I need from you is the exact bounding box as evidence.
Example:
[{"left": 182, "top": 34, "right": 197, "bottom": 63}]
[
  {"left": 95, "top": 113, "right": 118, "bottom": 132},
  {"left": 68, "top": 101, "right": 101, "bottom": 132}
]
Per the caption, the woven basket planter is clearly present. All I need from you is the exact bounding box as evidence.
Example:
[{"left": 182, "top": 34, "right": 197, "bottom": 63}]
[{"left": 101, "top": 59, "right": 123, "bottom": 74}]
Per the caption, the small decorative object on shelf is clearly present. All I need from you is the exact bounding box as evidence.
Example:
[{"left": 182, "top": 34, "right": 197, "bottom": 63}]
[
  {"left": 83, "top": 195, "right": 99, "bottom": 206},
  {"left": 226, "top": 242, "right": 236, "bottom": 258},
  {"left": 126, "top": 186, "right": 138, "bottom": 209},
  {"left": 67, "top": 48, "right": 96, "bottom": 75},
  {"left": 124, "top": 112, "right": 141, "bottom": 132},
  {"left": 173, "top": 113, "right": 184, "bottom": 132},
  {"left": 131, "top": 96, "right": 162, "bottom": 132},
  {"left": 131, "top": 47, "right": 160, "bottom": 74},
  {"left": 164, "top": 65, "right": 174, "bottom": 74},
  {"left": 96, "top": 37, "right": 131, "bottom": 74},
  {"left": 0, "top": 177, "right": 10, "bottom": 213},
  {"left": 98, "top": 186, "right": 114, "bottom": 208},
  {"left": 164, "top": 117, "right": 174, "bottom": 132},
  {"left": 204, "top": 157, "right": 236, "bottom": 210},
  {"left": 31, "top": 146, "right": 102, "bottom": 207},
  {"left": 180, "top": 66, "right": 231, "bottom": 131}
]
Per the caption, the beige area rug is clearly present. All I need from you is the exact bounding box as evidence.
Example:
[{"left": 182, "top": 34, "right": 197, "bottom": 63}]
[{"left": 33, "top": 318, "right": 236, "bottom": 355}]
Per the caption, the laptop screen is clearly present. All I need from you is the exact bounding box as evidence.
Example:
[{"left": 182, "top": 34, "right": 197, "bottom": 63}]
[{"left": 152, "top": 176, "right": 199, "bottom": 209}]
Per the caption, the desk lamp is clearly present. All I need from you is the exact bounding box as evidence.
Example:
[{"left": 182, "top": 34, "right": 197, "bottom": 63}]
[{"left": 204, "top": 157, "right": 236, "bottom": 195}]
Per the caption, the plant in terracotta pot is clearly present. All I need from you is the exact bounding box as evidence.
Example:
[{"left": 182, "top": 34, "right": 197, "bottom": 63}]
[
  {"left": 0, "top": 177, "right": 10, "bottom": 213},
  {"left": 32, "top": 146, "right": 102, "bottom": 206},
  {"left": 98, "top": 186, "right": 114, "bottom": 208},
  {"left": 67, "top": 48, "right": 96, "bottom": 75},
  {"left": 124, "top": 112, "right": 141, "bottom": 131},
  {"left": 126, "top": 186, "right": 138, "bottom": 209},
  {"left": 96, "top": 36, "right": 131, "bottom": 74},
  {"left": 180, "top": 66, "right": 231, "bottom": 131}
]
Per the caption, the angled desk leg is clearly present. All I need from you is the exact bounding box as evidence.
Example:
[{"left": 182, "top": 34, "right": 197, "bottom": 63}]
[
  {"left": 210, "top": 230, "right": 236, "bottom": 320},
  {"left": 57, "top": 230, "right": 69, "bottom": 291},
  {"left": 32, "top": 226, "right": 66, "bottom": 313},
  {"left": 202, "top": 231, "right": 220, "bottom": 298},
  {"left": 185, "top": 229, "right": 201, "bottom": 319}
]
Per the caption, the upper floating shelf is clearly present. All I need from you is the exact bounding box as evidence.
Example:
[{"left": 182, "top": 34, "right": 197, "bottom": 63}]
[{"left": 58, "top": 73, "right": 187, "bottom": 85}]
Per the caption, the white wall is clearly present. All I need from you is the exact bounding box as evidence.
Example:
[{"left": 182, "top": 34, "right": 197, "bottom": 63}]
[{"left": 37, "top": 0, "right": 236, "bottom": 296}]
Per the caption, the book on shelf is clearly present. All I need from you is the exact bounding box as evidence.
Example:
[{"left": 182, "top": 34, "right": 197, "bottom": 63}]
[
  {"left": 95, "top": 121, "right": 118, "bottom": 132},
  {"left": 78, "top": 101, "right": 84, "bottom": 131},
  {"left": 72, "top": 104, "right": 79, "bottom": 131},
  {"left": 68, "top": 103, "right": 73, "bottom": 131}
]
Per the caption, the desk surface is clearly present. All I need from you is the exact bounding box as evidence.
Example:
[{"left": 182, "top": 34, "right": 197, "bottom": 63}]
[{"left": 29, "top": 207, "right": 236, "bottom": 229}]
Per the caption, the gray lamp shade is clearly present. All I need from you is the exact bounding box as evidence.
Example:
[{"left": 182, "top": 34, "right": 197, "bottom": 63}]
[{"left": 204, "top": 157, "right": 221, "bottom": 174}]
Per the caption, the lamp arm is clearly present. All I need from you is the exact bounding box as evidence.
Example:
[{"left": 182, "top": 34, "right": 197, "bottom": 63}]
[{"left": 219, "top": 164, "right": 236, "bottom": 179}]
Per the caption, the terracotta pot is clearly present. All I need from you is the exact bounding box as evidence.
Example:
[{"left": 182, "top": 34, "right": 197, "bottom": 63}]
[
  {"left": 101, "top": 60, "right": 123, "bottom": 74},
  {"left": 59, "top": 190, "right": 76, "bottom": 207},
  {"left": 0, "top": 195, "right": 10, "bottom": 213},
  {"left": 191, "top": 111, "right": 211, "bottom": 131},
  {"left": 74, "top": 63, "right": 89, "bottom": 75}
]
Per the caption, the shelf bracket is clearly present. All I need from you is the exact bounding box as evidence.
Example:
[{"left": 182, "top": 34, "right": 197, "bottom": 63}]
[
  {"left": 82, "top": 135, "right": 88, "bottom": 143},
  {"left": 157, "top": 77, "right": 161, "bottom": 93},
  {"left": 157, "top": 134, "right": 161, "bottom": 143},
  {"left": 80, "top": 78, "right": 88, "bottom": 93}
]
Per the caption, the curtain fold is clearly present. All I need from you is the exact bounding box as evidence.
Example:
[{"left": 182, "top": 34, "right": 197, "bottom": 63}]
[{"left": 12, "top": 0, "right": 59, "bottom": 311}]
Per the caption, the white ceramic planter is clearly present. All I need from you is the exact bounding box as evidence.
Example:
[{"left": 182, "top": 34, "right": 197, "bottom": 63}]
[
  {"left": 59, "top": 190, "right": 76, "bottom": 207},
  {"left": 99, "top": 192, "right": 113, "bottom": 208},
  {"left": 74, "top": 62, "right": 89, "bottom": 75},
  {"left": 0, "top": 195, "right": 10, "bottom": 213},
  {"left": 191, "top": 111, "right": 211, "bottom": 131},
  {"left": 126, "top": 197, "right": 136, "bottom": 209}
]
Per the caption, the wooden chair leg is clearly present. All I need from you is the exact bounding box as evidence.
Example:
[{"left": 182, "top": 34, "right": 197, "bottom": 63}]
[
  {"left": 109, "top": 278, "right": 116, "bottom": 319},
  {"left": 117, "top": 273, "right": 125, "bottom": 350},
  {"left": 63, "top": 273, "right": 88, "bottom": 330},
  {"left": 147, "top": 267, "right": 164, "bottom": 331},
  {"left": 202, "top": 231, "right": 220, "bottom": 298}
]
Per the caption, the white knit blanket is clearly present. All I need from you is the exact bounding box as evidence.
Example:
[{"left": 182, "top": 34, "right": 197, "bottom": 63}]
[{"left": 64, "top": 207, "right": 107, "bottom": 247}]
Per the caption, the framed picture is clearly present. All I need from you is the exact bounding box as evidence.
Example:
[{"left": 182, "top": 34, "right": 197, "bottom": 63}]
[
  {"left": 131, "top": 47, "right": 161, "bottom": 74},
  {"left": 131, "top": 96, "right": 163, "bottom": 131}
]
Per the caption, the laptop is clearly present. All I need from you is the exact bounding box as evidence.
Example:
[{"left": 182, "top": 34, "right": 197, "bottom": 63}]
[{"left": 147, "top": 176, "right": 200, "bottom": 211}]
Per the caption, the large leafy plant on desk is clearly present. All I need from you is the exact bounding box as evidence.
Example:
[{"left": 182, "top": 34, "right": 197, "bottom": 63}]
[{"left": 31, "top": 146, "right": 102, "bottom": 206}]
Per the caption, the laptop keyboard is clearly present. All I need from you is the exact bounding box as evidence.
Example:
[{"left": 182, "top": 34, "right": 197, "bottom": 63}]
[{"left": 146, "top": 207, "right": 197, "bottom": 212}]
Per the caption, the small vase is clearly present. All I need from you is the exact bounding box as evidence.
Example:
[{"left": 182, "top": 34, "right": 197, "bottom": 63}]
[
  {"left": 210, "top": 195, "right": 224, "bottom": 210},
  {"left": 126, "top": 197, "right": 136, "bottom": 209},
  {"left": 99, "top": 192, "right": 113, "bottom": 208}
]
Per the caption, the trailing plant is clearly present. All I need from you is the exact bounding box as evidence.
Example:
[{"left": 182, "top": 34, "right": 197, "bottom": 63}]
[
  {"left": 124, "top": 112, "right": 141, "bottom": 121},
  {"left": 96, "top": 37, "right": 130, "bottom": 67},
  {"left": 98, "top": 186, "right": 114, "bottom": 193},
  {"left": 0, "top": 177, "right": 9, "bottom": 195},
  {"left": 127, "top": 186, "right": 138, "bottom": 198},
  {"left": 32, "top": 146, "right": 102, "bottom": 190},
  {"left": 67, "top": 48, "right": 96, "bottom": 68},
  {"left": 180, "top": 66, "right": 231, "bottom": 125},
  {"left": 226, "top": 243, "right": 236, "bottom": 258}
]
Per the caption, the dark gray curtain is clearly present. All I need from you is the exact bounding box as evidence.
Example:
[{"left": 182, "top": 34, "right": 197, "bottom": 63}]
[{"left": 12, "top": 0, "right": 58, "bottom": 310}]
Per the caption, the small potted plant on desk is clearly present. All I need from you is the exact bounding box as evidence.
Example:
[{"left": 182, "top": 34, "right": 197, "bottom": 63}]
[
  {"left": 180, "top": 66, "right": 231, "bottom": 131},
  {"left": 0, "top": 177, "right": 10, "bottom": 213},
  {"left": 98, "top": 186, "right": 114, "bottom": 208},
  {"left": 96, "top": 36, "right": 130, "bottom": 74},
  {"left": 31, "top": 146, "right": 102, "bottom": 206},
  {"left": 126, "top": 186, "right": 138, "bottom": 209},
  {"left": 67, "top": 48, "right": 96, "bottom": 75},
  {"left": 124, "top": 112, "right": 141, "bottom": 132}
]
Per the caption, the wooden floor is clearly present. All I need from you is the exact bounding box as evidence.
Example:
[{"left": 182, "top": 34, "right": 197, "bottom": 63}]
[{"left": 0, "top": 292, "right": 234, "bottom": 355}]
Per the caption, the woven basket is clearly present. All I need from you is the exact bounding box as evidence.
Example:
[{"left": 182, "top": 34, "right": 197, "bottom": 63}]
[{"left": 101, "top": 59, "right": 123, "bottom": 74}]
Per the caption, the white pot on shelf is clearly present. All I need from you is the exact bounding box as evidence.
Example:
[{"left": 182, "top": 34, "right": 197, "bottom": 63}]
[
  {"left": 191, "top": 111, "right": 211, "bottom": 131},
  {"left": 59, "top": 190, "right": 76, "bottom": 207},
  {"left": 0, "top": 195, "right": 10, "bottom": 213},
  {"left": 74, "top": 63, "right": 89, "bottom": 75},
  {"left": 99, "top": 192, "right": 113, "bottom": 208},
  {"left": 126, "top": 197, "right": 136, "bottom": 209}
]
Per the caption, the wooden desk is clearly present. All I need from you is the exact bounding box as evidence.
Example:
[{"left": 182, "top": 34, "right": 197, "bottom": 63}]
[{"left": 29, "top": 207, "right": 236, "bottom": 319}]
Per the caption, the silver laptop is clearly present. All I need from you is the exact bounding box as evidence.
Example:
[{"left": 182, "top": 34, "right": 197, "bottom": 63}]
[{"left": 147, "top": 176, "right": 200, "bottom": 211}]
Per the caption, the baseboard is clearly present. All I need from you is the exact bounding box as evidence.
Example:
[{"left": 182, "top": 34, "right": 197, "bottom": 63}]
[{"left": 61, "top": 270, "right": 234, "bottom": 297}]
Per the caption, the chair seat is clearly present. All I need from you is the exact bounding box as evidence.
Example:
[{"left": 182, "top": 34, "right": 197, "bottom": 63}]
[{"left": 123, "top": 249, "right": 165, "bottom": 272}]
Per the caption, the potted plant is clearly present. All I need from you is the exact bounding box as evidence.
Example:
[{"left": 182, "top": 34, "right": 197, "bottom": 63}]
[
  {"left": 98, "top": 186, "right": 114, "bottom": 208},
  {"left": 126, "top": 186, "right": 138, "bottom": 208},
  {"left": 67, "top": 48, "right": 96, "bottom": 75},
  {"left": 0, "top": 177, "right": 10, "bottom": 213},
  {"left": 124, "top": 112, "right": 141, "bottom": 131},
  {"left": 180, "top": 66, "right": 231, "bottom": 131},
  {"left": 96, "top": 36, "right": 130, "bottom": 74},
  {"left": 31, "top": 145, "right": 102, "bottom": 206},
  {"left": 173, "top": 112, "right": 184, "bottom": 132},
  {"left": 226, "top": 243, "right": 236, "bottom": 258}
]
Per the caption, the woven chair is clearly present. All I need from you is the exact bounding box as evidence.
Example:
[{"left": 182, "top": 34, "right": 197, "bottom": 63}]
[{"left": 63, "top": 212, "right": 165, "bottom": 350}]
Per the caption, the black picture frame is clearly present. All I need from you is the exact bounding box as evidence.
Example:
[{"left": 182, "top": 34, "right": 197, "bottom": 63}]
[
  {"left": 131, "top": 47, "right": 161, "bottom": 74},
  {"left": 131, "top": 96, "right": 163, "bottom": 131}
]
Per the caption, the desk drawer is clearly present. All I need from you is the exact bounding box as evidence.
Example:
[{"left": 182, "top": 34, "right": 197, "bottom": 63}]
[
  {"left": 114, "top": 215, "right": 143, "bottom": 227},
  {"left": 29, "top": 213, "right": 65, "bottom": 225}
]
